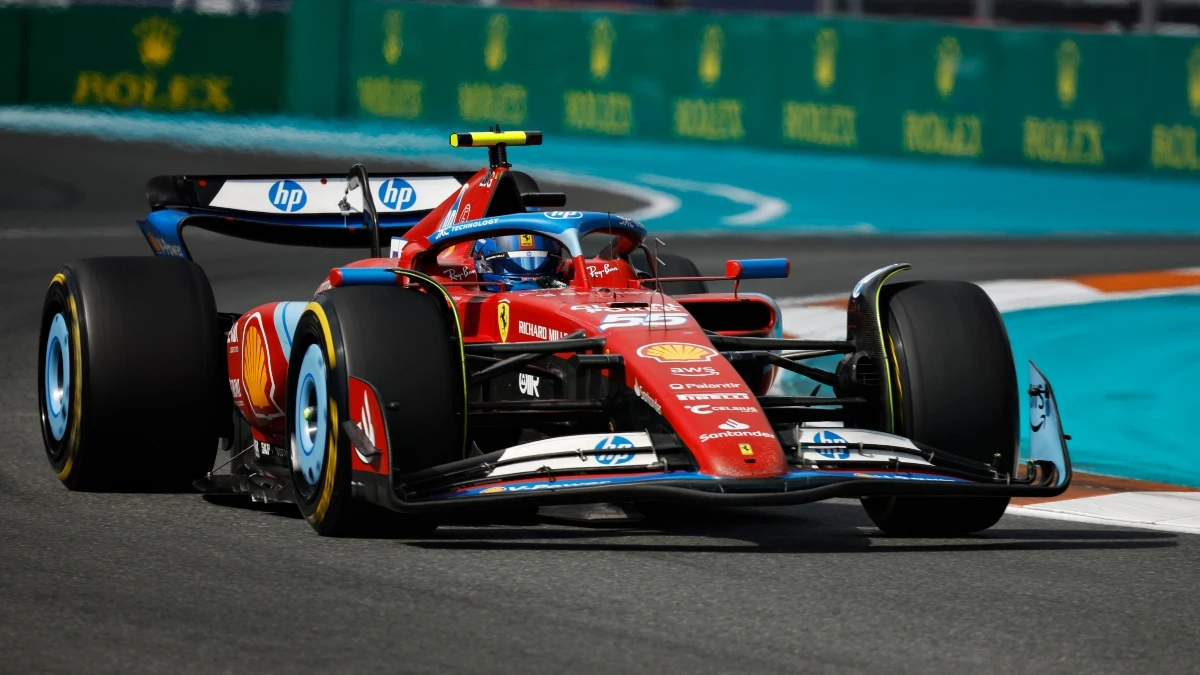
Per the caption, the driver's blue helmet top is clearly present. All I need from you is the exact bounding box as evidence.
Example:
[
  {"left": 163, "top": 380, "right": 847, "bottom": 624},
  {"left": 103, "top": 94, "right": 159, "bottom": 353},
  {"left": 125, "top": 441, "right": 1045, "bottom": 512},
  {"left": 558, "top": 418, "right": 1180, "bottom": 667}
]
[{"left": 472, "top": 234, "right": 566, "bottom": 290}]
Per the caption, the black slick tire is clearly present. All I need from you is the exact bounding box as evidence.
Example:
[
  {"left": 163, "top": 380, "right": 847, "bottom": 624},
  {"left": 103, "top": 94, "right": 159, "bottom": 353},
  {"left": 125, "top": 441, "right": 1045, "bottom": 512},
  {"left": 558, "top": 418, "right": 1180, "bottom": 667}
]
[
  {"left": 287, "top": 286, "right": 462, "bottom": 536},
  {"left": 861, "top": 280, "right": 1018, "bottom": 537},
  {"left": 38, "top": 257, "right": 223, "bottom": 491}
]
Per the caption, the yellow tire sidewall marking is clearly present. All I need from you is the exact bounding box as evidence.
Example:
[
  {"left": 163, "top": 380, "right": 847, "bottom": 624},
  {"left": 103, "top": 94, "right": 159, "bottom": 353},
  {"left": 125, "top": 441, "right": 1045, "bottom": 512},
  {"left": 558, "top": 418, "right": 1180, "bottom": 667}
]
[
  {"left": 51, "top": 273, "right": 84, "bottom": 481},
  {"left": 304, "top": 300, "right": 339, "bottom": 525}
]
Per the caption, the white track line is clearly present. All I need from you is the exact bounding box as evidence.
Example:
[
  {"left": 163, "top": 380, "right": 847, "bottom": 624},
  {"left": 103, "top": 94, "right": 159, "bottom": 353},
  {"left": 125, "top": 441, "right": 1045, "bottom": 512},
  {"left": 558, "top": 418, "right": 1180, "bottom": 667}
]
[
  {"left": 637, "top": 173, "right": 790, "bottom": 226},
  {"left": 1009, "top": 493, "right": 1200, "bottom": 535}
]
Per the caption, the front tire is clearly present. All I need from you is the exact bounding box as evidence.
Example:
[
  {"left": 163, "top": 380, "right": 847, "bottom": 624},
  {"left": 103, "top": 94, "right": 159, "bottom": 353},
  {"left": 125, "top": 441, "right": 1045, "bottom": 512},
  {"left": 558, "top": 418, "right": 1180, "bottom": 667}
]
[
  {"left": 38, "top": 258, "right": 224, "bottom": 490},
  {"left": 861, "top": 280, "right": 1017, "bottom": 536},
  {"left": 288, "top": 286, "right": 463, "bottom": 536}
]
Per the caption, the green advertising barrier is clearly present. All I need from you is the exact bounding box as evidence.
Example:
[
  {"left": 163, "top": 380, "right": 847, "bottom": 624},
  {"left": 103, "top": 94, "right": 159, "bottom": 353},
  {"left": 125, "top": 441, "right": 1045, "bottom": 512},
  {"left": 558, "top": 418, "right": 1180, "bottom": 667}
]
[
  {"left": 23, "top": 7, "right": 285, "bottom": 114},
  {"left": 0, "top": 8, "right": 23, "bottom": 104},
  {"left": 337, "top": 2, "right": 1200, "bottom": 179}
]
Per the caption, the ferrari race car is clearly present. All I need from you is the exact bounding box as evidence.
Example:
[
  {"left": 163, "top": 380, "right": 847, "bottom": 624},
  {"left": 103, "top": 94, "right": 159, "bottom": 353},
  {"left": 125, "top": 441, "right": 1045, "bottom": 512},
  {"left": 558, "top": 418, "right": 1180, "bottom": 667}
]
[{"left": 38, "top": 129, "right": 1071, "bottom": 537}]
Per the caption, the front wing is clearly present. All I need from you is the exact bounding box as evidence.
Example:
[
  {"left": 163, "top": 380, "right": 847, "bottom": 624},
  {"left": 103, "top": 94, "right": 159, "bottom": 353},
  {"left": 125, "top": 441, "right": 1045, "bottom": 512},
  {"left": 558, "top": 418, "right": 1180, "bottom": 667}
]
[{"left": 350, "top": 363, "right": 1071, "bottom": 514}]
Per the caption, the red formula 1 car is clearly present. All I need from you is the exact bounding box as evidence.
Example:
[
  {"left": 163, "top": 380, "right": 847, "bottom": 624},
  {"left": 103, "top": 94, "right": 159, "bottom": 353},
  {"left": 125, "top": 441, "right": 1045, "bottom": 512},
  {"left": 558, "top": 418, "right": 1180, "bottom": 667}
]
[{"left": 37, "top": 130, "right": 1071, "bottom": 537}]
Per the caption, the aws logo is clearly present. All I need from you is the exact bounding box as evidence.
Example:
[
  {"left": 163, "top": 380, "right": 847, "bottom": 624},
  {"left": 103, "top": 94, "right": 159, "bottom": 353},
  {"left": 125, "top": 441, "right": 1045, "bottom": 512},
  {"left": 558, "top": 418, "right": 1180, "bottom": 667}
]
[{"left": 134, "top": 16, "right": 180, "bottom": 70}]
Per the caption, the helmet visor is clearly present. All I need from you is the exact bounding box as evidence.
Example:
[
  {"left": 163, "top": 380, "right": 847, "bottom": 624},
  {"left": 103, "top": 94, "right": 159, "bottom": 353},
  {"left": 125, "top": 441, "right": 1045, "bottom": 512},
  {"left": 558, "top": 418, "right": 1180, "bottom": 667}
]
[{"left": 478, "top": 250, "right": 562, "bottom": 277}]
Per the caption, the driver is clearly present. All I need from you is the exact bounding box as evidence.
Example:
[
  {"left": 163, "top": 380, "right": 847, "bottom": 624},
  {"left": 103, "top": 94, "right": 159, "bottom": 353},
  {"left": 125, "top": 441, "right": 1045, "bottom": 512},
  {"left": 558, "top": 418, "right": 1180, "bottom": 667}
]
[{"left": 472, "top": 234, "right": 569, "bottom": 291}]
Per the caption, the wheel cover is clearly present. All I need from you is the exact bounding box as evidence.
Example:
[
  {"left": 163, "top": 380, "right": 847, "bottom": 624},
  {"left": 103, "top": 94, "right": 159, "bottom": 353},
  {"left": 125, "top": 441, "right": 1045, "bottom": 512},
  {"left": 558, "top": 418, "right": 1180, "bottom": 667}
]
[
  {"left": 293, "top": 343, "right": 329, "bottom": 487},
  {"left": 44, "top": 313, "right": 71, "bottom": 441}
]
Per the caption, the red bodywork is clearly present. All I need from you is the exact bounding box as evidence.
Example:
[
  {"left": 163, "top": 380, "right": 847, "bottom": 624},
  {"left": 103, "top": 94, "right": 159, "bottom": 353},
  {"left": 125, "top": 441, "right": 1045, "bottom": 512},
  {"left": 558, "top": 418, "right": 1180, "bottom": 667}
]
[{"left": 228, "top": 164, "right": 785, "bottom": 479}]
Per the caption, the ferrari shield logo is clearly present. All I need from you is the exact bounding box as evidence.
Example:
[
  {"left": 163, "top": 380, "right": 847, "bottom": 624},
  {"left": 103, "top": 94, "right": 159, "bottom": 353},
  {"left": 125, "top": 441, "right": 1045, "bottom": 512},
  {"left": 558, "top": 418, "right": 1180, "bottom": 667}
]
[
  {"left": 519, "top": 234, "right": 535, "bottom": 249},
  {"left": 497, "top": 300, "right": 511, "bottom": 342},
  {"left": 739, "top": 444, "right": 754, "bottom": 456}
]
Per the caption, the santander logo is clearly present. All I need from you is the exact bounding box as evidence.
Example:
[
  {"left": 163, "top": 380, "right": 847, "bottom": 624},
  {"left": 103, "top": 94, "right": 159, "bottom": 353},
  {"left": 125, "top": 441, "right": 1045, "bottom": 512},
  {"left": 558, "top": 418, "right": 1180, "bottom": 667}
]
[{"left": 718, "top": 419, "right": 750, "bottom": 431}]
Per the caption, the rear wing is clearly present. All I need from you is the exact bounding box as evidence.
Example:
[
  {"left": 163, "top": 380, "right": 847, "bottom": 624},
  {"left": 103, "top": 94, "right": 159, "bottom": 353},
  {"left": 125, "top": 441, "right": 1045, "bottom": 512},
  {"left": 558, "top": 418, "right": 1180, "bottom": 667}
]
[{"left": 139, "top": 170, "right": 476, "bottom": 257}]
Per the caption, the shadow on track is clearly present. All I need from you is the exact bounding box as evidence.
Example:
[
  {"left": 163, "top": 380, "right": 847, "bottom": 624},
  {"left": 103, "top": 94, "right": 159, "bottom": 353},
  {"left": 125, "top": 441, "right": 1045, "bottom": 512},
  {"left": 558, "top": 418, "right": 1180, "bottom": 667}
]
[
  {"left": 406, "top": 502, "right": 1177, "bottom": 554},
  {"left": 196, "top": 492, "right": 1177, "bottom": 553}
]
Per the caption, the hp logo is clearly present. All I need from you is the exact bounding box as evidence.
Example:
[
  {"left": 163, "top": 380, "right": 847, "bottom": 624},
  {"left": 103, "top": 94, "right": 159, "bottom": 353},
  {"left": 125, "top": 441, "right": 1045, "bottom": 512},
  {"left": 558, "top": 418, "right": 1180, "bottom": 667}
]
[
  {"left": 268, "top": 180, "right": 307, "bottom": 213},
  {"left": 813, "top": 430, "right": 851, "bottom": 460},
  {"left": 378, "top": 178, "right": 417, "bottom": 210},
  {"left": 594, "top": 435, "right": 635, "bottom": 465}
]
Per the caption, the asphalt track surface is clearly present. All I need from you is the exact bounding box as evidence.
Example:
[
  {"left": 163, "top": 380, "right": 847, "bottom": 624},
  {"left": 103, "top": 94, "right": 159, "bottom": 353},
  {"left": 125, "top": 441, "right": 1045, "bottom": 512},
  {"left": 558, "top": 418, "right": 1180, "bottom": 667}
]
[{"left": 3, "top": 131, "right": 1200, "bottom": 674}]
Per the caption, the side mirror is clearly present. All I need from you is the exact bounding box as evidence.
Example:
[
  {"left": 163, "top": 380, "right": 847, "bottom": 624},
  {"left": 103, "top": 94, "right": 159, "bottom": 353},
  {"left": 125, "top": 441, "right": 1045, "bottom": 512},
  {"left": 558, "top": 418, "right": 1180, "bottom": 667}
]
[{"left": 725, "top": 258, "right": 790, "bottom": 280}]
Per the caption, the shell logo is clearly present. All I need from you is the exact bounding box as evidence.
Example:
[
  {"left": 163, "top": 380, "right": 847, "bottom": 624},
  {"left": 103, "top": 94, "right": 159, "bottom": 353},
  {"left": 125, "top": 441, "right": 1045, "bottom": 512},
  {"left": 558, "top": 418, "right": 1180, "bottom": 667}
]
[
  {"left": 242, "top": 324, "right": 272, "bottom": 409},
  {"left": 637, "top": 342, "right": 718, "bottom": 363},
  {"left": 480, "top": 486, "right": 506, "bottom": 494}
]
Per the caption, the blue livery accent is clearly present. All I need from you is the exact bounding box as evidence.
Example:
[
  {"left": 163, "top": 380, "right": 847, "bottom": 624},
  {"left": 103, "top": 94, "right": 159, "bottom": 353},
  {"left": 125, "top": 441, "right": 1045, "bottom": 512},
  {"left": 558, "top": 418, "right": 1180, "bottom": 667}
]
[
  {"left": 438, "top": 467, "right": 973, "bottom": 499},
  {"left": 295, "top": 344, "right": 329, "bottom": 487},
  {"left": 732, "top": 258, "right": 790, "bottom": 280},
  {"left": 813, "top": 430, "right": 851, "bottom": 460},
  {"left": 44, "top": 313, "right": 71, "bottom": 442},
  {"left": 428, "top": 211, "right": 646, "bottom": 259},
  {"left": 378, "top": 178, "right": 417, "bottom": 210},
  {"left": 333, "top": 268, "right": 398, "bottom": 287},
  {"left": 593, "top": 435, "right": 636, "bottom": 465},
  {"left": 273, "top": 301, "right": 306, "bottom": 362}
]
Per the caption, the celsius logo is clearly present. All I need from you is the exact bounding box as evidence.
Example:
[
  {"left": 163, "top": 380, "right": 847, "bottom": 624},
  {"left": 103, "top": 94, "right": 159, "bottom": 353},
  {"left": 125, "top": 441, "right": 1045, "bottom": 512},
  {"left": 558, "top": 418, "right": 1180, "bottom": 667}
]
[
  {"left": 378, "top": 178, "right": 417, "bottom": 210},
  {"left": 813, "top": 430, "right": 850, "bottom": 459},
  {"left": 594, "top": 435, "right": 635, "bottom": 465},
  {"left": 268, "top": 180, "right": 307, "bottom": 212}
]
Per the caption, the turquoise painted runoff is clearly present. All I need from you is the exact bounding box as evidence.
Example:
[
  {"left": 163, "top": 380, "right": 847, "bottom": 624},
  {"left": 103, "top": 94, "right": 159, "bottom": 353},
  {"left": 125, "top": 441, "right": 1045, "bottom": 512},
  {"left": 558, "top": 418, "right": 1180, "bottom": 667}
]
[
  {"left": 2, "top": 107, "right": 1200, "bottom": 236},
  {"left": 1006, "top": 296, "right": 1200, "bottom": 488},
  {"left": 776, "top": 296, "right": 1200, "bottom": 487}
]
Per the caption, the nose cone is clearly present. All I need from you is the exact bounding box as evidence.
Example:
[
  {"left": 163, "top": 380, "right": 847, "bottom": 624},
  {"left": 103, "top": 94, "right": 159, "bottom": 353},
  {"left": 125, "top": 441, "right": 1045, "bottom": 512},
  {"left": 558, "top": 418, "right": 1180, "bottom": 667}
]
[{"left": 604, "top": 330, "right": 787, "bottom": 478}]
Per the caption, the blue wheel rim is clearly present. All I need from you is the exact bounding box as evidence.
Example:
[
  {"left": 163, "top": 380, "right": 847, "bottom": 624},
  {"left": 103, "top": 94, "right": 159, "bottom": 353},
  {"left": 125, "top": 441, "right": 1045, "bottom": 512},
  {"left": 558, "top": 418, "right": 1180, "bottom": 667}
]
[
  {"left": 44, "top": 313, "right": 70, "bottom": 441},
  {"left": 293, "top": 343, "right": 328, "bottom": 487}
]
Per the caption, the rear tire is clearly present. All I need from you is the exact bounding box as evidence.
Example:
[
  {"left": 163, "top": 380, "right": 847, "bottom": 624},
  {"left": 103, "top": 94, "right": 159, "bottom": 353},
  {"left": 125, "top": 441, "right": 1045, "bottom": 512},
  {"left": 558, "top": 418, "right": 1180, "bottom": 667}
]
[
  {"left": 38, "top": 258, "right": 223, "bottom": 491},
  {"left": 288, "top": 286, "right": 462, "bottom": 536},
  {"left": 861, "top": 280, "right": 1017, "bottom": 536}
]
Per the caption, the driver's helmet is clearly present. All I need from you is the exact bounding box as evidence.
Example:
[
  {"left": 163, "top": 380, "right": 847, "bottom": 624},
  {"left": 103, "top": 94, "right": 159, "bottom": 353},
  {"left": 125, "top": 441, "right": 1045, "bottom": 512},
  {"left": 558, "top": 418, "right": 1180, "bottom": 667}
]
[{"left": 472, "top": 234, "right": 567, "bottom": 291}]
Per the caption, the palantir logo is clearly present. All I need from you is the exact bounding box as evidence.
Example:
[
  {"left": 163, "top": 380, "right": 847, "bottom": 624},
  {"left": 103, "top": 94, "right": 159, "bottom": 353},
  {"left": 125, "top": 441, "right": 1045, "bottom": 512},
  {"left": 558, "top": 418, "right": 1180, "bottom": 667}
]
[
  {"left": 813, "top": 430, "right": 851, "bottom": 460},
  {"left": 268, "top": 180, "right": 307, "bottom": 213},
  {"left": 378, "top": 178, "right": 417, "bottom": 210},
  {"left": 594, "top": 435, "right": 635, "bottom": 465}
]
